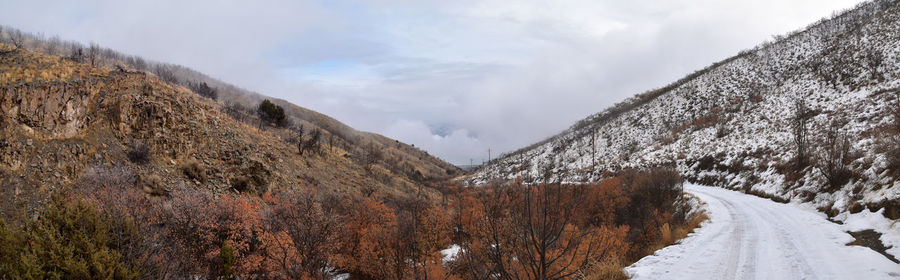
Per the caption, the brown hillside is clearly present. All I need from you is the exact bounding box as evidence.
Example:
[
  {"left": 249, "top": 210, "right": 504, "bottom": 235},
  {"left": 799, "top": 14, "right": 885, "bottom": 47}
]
[{"left": 0, "top": 43, "right": 457, "bottom": 218}]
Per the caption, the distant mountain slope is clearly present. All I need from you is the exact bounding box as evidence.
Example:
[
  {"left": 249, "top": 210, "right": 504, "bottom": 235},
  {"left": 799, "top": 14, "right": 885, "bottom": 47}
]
[
  {"left": 0, "top": 26, "right": 460, "bottom": 192},
  {"left": 0, "top": 42, "right": 457, "bottom": 218},
  {"left": 474, "top": 0, "right": 900, "bottom": 217},
  {"left": 161, "top": 66, "right": 461, "bottom": 184}
]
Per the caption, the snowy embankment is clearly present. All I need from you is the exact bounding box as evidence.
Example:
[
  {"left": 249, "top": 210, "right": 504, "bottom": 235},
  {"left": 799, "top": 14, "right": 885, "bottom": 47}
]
[{"left": 626, "top": 184, "right": 900, "bottom": 279}]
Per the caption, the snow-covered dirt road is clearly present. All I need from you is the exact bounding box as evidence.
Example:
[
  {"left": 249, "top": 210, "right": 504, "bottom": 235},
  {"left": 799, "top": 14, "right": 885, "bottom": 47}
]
[{"left": 627, "top": 184, "right": 900, "bottom": 279}]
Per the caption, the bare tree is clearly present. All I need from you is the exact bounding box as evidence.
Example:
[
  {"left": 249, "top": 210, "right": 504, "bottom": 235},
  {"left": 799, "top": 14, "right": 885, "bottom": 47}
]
[
  {"left": 620, "top": 140, "right": 638, "bottom": 162},
  {"left": 815, "top": 119, "right": 855, "bottom": 192},
  {"left": 188, "top": 81, "right": 218, "bottom": 100},
  {"left": 513, "top": 184, "right": 595, "bottom": 280},
  {"left": 305, "top": 129, "right": 322, "bottom": 155},
  {"left": 295, "top": 126, "right": 324, "bottom": 157},
  {"left": 45, "top": 35, "right": 60, "bottom": 55},
  {"left": 265, "top": 190, "right": 339, "bottom": 279},
  {"left": 892, "top": 92, "right": 900, "bottom": 133},
  {"left": 716, "top": 114, "right": 730, "bottom": 138},
  {"left": 329, "top": 134, "right": 335, "bottom": 152},
  {"left": 154, "top": 65, "right": 179, "bottom": 84},
  {"left": 295, "top": 124, "right": 306, "bottom": 155},
  {"left": 88, "top": 42, "right": 99, "bottom": 67},
  {"left": 69, "top": 46, "right": 84, "bottom": 62},
  {"left": 224, "top": 102, "right": 248, "bottom": 123},
  {"left": 9, "top": 29, "right": 24, "bottom": 49},
  {"left": 0, "top": 26, "right": 12, "bottom": 55},
  {"left": 127, "top": 55, "right": 148, "bottom": 71},
  {"left": 876, "top": 92, "right": 900, "bottom": 177},
  {"left": 864, "top": 48, "right": 884, "bottom": 82},
  {"left": 791, "top": 98, "right": 812, "bottom": 170},
  {"left": 467, "top": 183, "right": 613, "bottom": 280},
  {"left": 362, "top": 143, "right": 383, "bottom": 172}
]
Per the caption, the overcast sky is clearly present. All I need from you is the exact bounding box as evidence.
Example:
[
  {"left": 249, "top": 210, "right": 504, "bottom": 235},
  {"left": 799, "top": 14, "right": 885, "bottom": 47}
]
[{"left": 1, "top": 0, "right": 865, "bottom": 165}]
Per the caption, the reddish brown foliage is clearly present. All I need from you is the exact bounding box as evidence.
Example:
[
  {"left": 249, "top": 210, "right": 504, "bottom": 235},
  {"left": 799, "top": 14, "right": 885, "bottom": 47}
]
[
  {"left": 692, "top": 108, "right": 721, "bottom": 130},
  {"left": 63, "top": 166, "right": 686, "bottom": 279},
  {"left": 261, "top": 189, "right": 339, "bottom": 279},
  {"left": 580, "top": 176, "right": 630, "bottom": 228},
  {"left": 450, "top": 182, "right": 632, "bottom": 280}
]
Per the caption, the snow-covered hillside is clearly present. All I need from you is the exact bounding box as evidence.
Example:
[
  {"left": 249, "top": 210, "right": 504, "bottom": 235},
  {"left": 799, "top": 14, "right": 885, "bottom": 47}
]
[{"left": 473, "top": 0, "right": 900, "bottom": 218}]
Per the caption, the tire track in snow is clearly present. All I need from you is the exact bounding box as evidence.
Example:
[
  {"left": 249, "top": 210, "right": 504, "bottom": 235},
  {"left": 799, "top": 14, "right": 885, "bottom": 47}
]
[
  {"left": 718, "top": 198, "right": 745, "bottom": 280},
  {"left": 627, "top": 184, "right": 900, "bottom": 280},
  {"left": 708, "top": 191, "right": 761, "bottom": 280},
  {"left": 744, "top": 195, "right": 820, "bottom": 279}
]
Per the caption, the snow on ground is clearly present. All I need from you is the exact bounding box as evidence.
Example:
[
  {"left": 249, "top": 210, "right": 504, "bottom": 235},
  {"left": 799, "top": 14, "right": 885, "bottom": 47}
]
[
  {"left": 840, "top": 209, "right": 900, "bottom": 260},
  {"left": 330, "top": 273, "right": 350, "bottom": 280},
  {"left": 626, "top": 184, "right": 900, "bottom": 280},
  {"left": 441, "top": 244, "right": 461, "bottom": 263}
]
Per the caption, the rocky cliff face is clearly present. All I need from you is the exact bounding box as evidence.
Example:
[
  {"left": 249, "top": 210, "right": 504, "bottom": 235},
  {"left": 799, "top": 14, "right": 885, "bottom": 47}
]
[{"left": 1, "top": 81, "right": 94, "bottom": 138}]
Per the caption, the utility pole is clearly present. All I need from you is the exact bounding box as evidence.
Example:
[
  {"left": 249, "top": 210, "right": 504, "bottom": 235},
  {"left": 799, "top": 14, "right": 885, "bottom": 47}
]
[{"left": 488, "top": 148, "right": 491, "bottom": 163}]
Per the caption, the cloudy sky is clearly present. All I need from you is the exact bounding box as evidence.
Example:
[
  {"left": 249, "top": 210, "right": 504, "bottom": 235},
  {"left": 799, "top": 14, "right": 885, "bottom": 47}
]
[{"left": 1, "top": 0, "right": 864, "bottom": 165}]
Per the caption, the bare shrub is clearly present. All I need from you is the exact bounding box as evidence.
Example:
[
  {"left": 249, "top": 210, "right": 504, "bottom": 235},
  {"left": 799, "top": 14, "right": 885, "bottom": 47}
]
[
  {"left": 877, "top": 92, "right": 900, "bottom": 177},
  {"left": 88, "top": 42, "right": 99, "bottom": 67},
  {"left": 660, "top": 223, "right": 673, "bottom": 246},
  {"left": 671, "top": 211, "right": 708, "bottom": 244},
  {"left": 456, "top": 182, "right": 631, "bottom": 279},
  {"left": 579, "top": 260, "right": 629, "bottom": 280},
  {"left": 231, "top": 176, "right": 251, "bottom": 193},
  {"left": 715, "top": 119, "right": 730, "bottom": 138},
  {"left": 154, "top": 65, "right": 179, "bottom": 84},
  {"left": 745, "top": 187, "right": 790, "bottom": 203},
  {"left": 181, "top": 160, "right": 208, "bottom": 184},
  {"left": 224, "top": 102, "right": 250, "bottom": 123},
  {"left": 361, "top": 143, "right": 383, "bottom": 173},
  {"left": 791, "top": 98, "right": 812, "bottom": 170},
  {"left": 691, "top": 109, "right": 720, "bottom": 130},
  {"left": 138, "top": 173, "right": 167, "bottom": 196},
  {"left": 9, "top": 29, "right": 24, "bottom": 49},
  {"left": 69, "top": 47, "right": 84, "bottom": 63},
  {"left": 264, "top": 190, "right": 340, "bottom": 279},
  {"left": 814, "top": 119, "right": 857, "bottom": 192},
  {"left": 127, "top": 140, "right": 151, "bottom": 164},
  {"left": 818, "top": 204, "right": 840, "bottom": 218},
  {"left": 620, "top": 140, "right": 638, "bottom": 161},
  {"left": 229, "top": 161, "right": 269, "bottom": 194},
  {"left": 298, "top": 128, "right": 322, "bottom": 156},
  {"left": 848, "top": 200, "right": 865, "bottom": 214},
  {"left": 189, "top": 81, "right": 218, "bottom": 100}
]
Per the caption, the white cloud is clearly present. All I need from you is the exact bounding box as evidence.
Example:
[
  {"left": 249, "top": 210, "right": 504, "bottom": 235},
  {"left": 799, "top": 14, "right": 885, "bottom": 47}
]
[{"left": 384, "top": 120, "right": 483, "bottom": 164}]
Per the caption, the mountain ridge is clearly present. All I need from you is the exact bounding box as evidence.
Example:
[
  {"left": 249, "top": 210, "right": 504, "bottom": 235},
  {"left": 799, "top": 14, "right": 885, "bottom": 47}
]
[
  {"left": 0, "top": 25, "right": 460, "bottom": 185},
  {"left": 0, "top": 39, "right": 458, "bottom": 219}
]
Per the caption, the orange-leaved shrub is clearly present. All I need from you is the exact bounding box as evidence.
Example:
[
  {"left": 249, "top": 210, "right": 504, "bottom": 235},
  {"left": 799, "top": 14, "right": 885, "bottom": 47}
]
[{"left": 2, "top": 166, "right": 690, "bottom": 279}]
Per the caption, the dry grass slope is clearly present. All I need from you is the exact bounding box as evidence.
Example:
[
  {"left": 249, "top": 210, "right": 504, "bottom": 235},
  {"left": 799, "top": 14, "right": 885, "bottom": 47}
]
[{"left": 0, "top": 43, "right": 457, "bottom": 220}]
